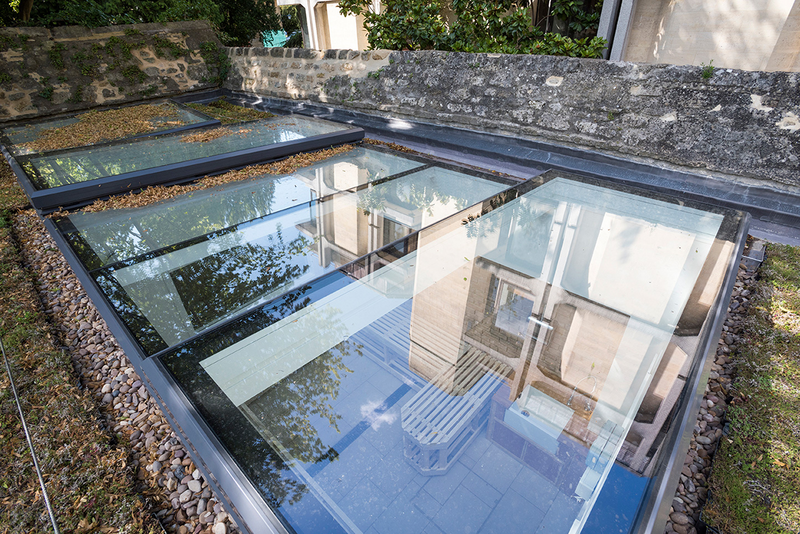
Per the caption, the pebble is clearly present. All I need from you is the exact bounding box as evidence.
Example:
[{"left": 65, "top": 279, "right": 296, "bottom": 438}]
[
  {"left": 188, "top": 479, "right": 202, "bottom": 493},
  {"left": 14, "top": 212, "right": 241, "bottom": 534},
  {"left": 663, "top": 263, "right": 755, "bottom": 533}
]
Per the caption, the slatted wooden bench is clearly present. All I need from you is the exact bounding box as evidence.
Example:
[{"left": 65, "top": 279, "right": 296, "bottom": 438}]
[{"left": 401, "top": 347, "right": 508, "bottom": 475}]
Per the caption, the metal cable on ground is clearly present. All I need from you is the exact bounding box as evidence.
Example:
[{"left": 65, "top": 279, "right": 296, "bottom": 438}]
[{"left": 1, "top": 337, "right": 61, "bottom": 534}]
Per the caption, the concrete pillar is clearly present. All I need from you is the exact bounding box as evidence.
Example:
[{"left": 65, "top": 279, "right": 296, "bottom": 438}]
[
  {"left": 767, "top": 0, "right": 800, "bottom": 71},
  {"left": 598, "top": 0, "right": 638, "bottom": 61}
]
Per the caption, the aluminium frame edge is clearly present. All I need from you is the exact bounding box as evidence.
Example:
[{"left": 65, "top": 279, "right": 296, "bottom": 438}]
[
  {"left": 634, "top": 211, "right": 751, "bottom": 533},
  {"left": 43, "top": 217, "right": 289, "bottom": 534},
  {"left": 27, "top": 127, "right": 365, "bottom": 213}
]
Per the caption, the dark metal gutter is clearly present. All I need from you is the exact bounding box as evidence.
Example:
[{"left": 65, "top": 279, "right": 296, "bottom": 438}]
[
  {"left": 16, "top": 127, "right": 363, "bottom": 213},
  {"left": 42, "top": 218, "right": 290, "bottom": 534},
  {"left": 210, "top": 90, "right": 800, "bottom": 231}
]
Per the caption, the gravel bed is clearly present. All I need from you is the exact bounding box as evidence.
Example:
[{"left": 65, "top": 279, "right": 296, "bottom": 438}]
[
  {"left": 15, "top": 209, "right": 240, "bottom": 534},
  {"left": 14, "top": 206, "right": 757, "bottom": 534},
  {"left": 663, "top": 263, "right": 756, "bottom": 534}
]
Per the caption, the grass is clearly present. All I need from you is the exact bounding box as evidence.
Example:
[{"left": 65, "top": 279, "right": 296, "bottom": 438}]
[
  {"left": 704, "top": 243, "right": 800, "bottom": 533},
  {"left": 0, "top": 160, "right": 160, "bottom": 533}
]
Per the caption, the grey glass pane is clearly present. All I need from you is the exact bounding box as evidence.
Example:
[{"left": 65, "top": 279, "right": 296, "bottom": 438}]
[
  {"left": 62, "top": 158, "right": 507, "bottom": 352},
  {"left": 2, "top": 103, "right": 211, "bottom": 156},
  {"left": 159, "top": 176, "right": 734, "bottom": 534},
  {"left": 26, "top": 116, "right": 347, "bottom": 189},
  {"left": 65, "top": 147, "right": 424, "bottom": 269}
]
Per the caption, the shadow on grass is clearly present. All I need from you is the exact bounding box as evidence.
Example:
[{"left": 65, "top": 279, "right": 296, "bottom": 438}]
[{"left": 704, "top": 244, "right": 800, "bottom": 534}]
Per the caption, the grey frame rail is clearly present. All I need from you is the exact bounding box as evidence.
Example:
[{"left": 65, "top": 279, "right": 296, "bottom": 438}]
[{"left": 8, "top": 127, "right": 364, "bottom": 213}]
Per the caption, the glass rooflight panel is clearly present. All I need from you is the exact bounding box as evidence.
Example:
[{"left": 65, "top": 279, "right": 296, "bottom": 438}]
[
  {"left": 160, "top": 176, "right": 735, "bottom": 534},
  {"left": 62, "top": 159, "right": 507, "bottom": 353},
  {"left": 23, "top": 116, "right": 349, "bottom": 189},
  {"left": 1, "top": 102, "right": 213, "bottom": 156},
  {"left": 61, "top": 147, "right": 425, "bottom": 270}
]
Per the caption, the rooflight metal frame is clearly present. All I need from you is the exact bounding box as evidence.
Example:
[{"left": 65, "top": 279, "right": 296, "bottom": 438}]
[
  {"left": 202, "top": 88, "right": 800, "bottom": 230},
  {"left": 11, "top": 125, "right": 364, "bottom": 213},
  {"left": 634, "top": 209, "right": 748, "bottom": 531},
  {"left": 44, "top": 216, "right": 290, "bottom": 534},
  {"left": 41, "top": 145, "right": 522, "bottom": 534},
  {"left": 0, "top": 99, "right": 221, "bottom": 157},
  {"left": 60, "top": 144, "right": 521, "bottom": 357},
  {"left": 43, "top": 159, "right": 748, "bottom": 534}
]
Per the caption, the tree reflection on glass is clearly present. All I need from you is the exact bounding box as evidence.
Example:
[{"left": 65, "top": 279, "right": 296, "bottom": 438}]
[
  {"left": 162, "top": 281, "right": 359, "bottom": 507},
  {"left": 243, "top": 336, "right": 358, "bottom": 465},
  {"left": 171, "top": 225, "right": 314, "bottom": 330},
  {"left": 62, "top": 178, "right": 279, "bottom": 268},
  {"left": 357, "top": 178, "right": 471, "bottom": 217},
  {"left": 96, "top": 224, "right": 317, "bottom": 354}
]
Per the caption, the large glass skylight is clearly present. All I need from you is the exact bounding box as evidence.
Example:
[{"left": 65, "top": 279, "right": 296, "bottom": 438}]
[
  {"left": 149, "top": 174, "right": 737, "bottom": 534},
  {"left": 56, "top": 146, "right": 510, "bottom": 353},
  {"left": 23, "top": 116, "right": 351, "bottom": 189},
  {"left": 0, "top": 101, "right": 215, "bottom": 156}
]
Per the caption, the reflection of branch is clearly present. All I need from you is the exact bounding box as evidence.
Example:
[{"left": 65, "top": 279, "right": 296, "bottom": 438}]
[
  {"left": 358, "top": 177, "right": 470, "bottom": 217},
  {"left": 243, "top": 307, "right": 360, "bottom": 465},
  {"left": 462, "top": 191, "right": 516, "bottom": 238}
]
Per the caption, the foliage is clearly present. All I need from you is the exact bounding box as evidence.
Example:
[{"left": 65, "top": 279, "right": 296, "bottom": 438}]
[
  {"left": 121, "top": 64, "right": 146, "bottom": 84},
  {"left": 339, "top": 0, "right": 448, "bottom": 51},
  {"left": 23, "top": 0, "right": 222, "bottom": 29},
  {"left": 701, "top": 59, "right": 715, "bottom": 80},
  {"left": 445, "top": 0, "right": 540, "bottom": 53},
  {"left": 47, "top": 41, "right": 65, "bottom": 69},
  {"left": 704, "top": 245, "right": 800, "bottom": 533},
  {"left": 213, "top": 0, "right": 282, "bottom": 46},
  {"left": 199, "top": 41, "right": 231, "bottom": 85},
  {"left": 36, "top": 83, "right": 54, "bottom": 100},
  {"left": 278, "top": 5, "right": 303, "bottom": 48},
  {"left": 4, "top": 0, "right": 282, "bottom": 48},
  {"left": 550, "top": 0, "right": 601, "bottom": 38},
  {"left": 338, "top": 0, "right": 606, "bottom": 57}
]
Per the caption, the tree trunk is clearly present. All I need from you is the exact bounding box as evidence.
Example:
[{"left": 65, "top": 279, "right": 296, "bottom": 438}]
[{"left": 20, "top": 0, "right": 33, "bottom": 21}]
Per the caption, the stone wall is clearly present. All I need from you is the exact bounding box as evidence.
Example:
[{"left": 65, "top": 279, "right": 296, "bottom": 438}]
[
  {"left": 0, "top": 21, "right": 221, "bottom": 121},
  {"left": 225, "top": 47, "right": 800, "bottom": 191},
  {"left": 224, "top": 47, "right": 392, "bottom": 100}
]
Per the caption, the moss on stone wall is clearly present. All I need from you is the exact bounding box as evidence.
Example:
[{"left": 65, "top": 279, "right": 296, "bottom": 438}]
[{"left": 0, "top": 21, "right": 222, "bottom": 122}]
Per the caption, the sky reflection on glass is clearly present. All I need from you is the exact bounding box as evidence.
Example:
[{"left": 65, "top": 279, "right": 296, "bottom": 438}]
[
  {"left": 25, "top": 116, "right": 348, "bottom": 189},
  {"left": 159, "top": 176, "right": 732, "bottom": 534},
  {"left": 59, "top": 147, "right": 507, "bottom": 353}
]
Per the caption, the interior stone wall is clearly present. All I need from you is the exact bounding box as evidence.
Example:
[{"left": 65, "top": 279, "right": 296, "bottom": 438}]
[
  {"left": 0, "top": 21, "right": 221, "bottom": 121},
  {"left": 225, "top": 47, "right": 800, "bottom": 191}
]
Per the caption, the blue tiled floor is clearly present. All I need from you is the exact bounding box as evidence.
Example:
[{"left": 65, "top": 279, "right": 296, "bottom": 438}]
[{"left": 285, "top": 353, "right": 581, "bottom": 534}]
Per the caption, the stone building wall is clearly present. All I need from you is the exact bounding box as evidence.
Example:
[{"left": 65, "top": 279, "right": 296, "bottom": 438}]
[
  {"left": 224, "top": 47, "right": 392, "bottom": 100},
  {"left": 0, "top": 21, "right": 221, "bottom": 121},
  {"left": 225, "top": 47, "right": 800, "bottom": 191}
]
